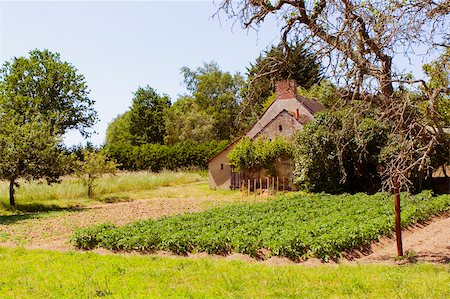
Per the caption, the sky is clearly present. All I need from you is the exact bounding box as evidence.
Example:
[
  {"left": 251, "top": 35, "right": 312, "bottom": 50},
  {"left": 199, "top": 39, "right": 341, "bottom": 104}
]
[
  {"left": 0, "top": 1, "right": 436, "bottom": 146},
  {"left": 0, "top": 0, "right": 282, "bottom": 146}
]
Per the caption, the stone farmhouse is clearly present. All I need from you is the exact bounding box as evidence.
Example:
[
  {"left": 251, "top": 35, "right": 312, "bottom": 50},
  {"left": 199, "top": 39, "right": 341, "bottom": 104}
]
[{"left": 208, "top": 80, "right": 325, "bottom": 190}]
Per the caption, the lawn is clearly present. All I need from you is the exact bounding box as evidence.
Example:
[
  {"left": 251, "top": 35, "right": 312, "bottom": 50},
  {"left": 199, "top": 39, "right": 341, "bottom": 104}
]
[
  {"left": 73, "top": 191, "right": 450, "bottom": 260},
  {"left": 0, "top": 247, "right": 448, "bottom": 298}
]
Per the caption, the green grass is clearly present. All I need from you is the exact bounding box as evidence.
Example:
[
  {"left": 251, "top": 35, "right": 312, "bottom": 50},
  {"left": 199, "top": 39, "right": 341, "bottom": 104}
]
[
  {"left": 0, "top": 247, "right": 448, "bottom": 298},
  {"left": 0, "top": 171, "right": 207, "bottom": 214},
  {"left": 72, "top": 191, "right": 450, "bottom": 260}
]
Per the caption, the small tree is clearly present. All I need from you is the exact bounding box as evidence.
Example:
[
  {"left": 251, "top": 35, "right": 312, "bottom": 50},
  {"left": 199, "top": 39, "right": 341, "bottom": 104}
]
[{"left": 75, "top": 151, "right": 118, "bottom": 198}]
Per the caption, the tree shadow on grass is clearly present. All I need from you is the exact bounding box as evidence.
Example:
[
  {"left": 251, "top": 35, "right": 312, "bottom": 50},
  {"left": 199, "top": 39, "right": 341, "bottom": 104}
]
[{"left": 0, "top": 202, "right": 85, "bottom": 225}]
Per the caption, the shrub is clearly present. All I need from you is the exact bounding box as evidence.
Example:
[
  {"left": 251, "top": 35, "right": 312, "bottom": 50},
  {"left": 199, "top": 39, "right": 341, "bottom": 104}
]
[{"left": 293, "top": 110, "right": 388, "bottom": 194}]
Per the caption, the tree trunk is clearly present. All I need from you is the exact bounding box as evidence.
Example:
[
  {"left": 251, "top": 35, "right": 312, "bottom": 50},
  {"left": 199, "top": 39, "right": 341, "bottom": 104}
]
[
  {"left": 87, "top": 174, "right": 93, "bottom": 198},
  {"left": 9, "top": 179, "right": 15, "bottom": 207}
]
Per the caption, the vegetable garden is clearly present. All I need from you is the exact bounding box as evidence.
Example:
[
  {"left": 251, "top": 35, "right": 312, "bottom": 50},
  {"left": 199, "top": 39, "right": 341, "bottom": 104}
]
[{"left": 72, "top": 191, "right": 450, "bottom": 260}]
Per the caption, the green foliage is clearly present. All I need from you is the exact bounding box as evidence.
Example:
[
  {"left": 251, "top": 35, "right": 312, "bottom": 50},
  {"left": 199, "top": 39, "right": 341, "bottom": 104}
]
[
  {"left": 105, "top": 112, "right": 133, "bottom": 146},
  {"left": 294, "top": 109, "right": 389, "bottom": 194},
  {"left": 179, "top": 61, "right": 244, "bottom": 141},
  {"left": 74, "top": 151, "right": 118, "bottom": 198},
  {"left": 297, "top": 80, "right": 341, "bottom": 108},
  {"left": 0, "top": 112, "right": 69, "bottom": 206},
  {"left": 128, "top": 86, "right": 171, "bottom": 145},
  {"left": 422, "top": 48, "right": 450, "bottom": 126},
  {"left": 72, "top": 191, "right": 450, "bottom": 260},
  {"left": 164, "top": 97, "right": 215, "bottom": 145},
  {"left": 105, "top": 140, "right": 228, "bottom": 171},
  {"left": 0, "top": 49, "right": 97, "bottom": 137},
  {"left": 105, "top": 86, "right": 170, "bottom": 146},
  {"left": 228, "top": 137, "right": 293, "bottom": 176},
  {"left": 240, "top": 42, "right": 322, "bottom": 128}
]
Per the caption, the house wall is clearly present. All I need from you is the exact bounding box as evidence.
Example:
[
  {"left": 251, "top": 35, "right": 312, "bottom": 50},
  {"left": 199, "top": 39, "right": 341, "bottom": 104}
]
[
  {"left": 208, "top": 143, "right": 236, "bottom": 190},
  {"left": 245, "top": 98, "right": 313, "bottom": 139},
  {"left": 255, "top": 111, "right": 303, "bottom": 139}
]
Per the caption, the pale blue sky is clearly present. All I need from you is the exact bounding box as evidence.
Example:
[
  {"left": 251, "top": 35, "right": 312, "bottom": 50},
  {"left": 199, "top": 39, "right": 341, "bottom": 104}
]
[
  {"left": 0, "top": 1, "right": 433, "bottom": 146},
  {"left": 0, "top": 1, "right": 282, "bottom": 146}
]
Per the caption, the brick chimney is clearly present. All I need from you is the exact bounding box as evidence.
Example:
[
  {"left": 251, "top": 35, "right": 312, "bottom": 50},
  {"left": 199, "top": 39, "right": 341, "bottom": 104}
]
[{"left": 276, "top": 79, "right": 297, "bottom": 100}]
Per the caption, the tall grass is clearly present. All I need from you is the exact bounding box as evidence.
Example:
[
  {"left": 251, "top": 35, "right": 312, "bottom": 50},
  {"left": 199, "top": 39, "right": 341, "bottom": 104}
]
[{"left": 0, "top": 170, "right": 207, "bottom": 213}]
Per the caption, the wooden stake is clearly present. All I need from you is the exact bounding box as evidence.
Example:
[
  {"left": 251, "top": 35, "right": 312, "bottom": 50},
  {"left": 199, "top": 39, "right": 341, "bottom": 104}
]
[
  {"left": 259, "top": 178, "right": 262, "bottom": 195},
  {"left": 394, "top": 174, "right": 403, "bottom": 256},
  {"left": 247, "top": 179, "right": 250, "bottom": 196},
  {"left": 276, "top": 177, "right": 279, "bottom": 193}
]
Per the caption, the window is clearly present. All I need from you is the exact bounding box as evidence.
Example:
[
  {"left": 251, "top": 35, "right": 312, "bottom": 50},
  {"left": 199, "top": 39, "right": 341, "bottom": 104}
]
[
  {"left": 279, "top": 125, "right": 283, "bottom": 131},
  {"left": 220, "top": 164, "right": 224, "bottom": 170}
]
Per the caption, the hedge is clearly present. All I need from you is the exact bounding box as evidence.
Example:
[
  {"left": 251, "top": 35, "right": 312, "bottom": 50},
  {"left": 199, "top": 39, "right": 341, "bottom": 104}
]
[{"left": 104, "top": 140, "right": 228, "bottom": 171}]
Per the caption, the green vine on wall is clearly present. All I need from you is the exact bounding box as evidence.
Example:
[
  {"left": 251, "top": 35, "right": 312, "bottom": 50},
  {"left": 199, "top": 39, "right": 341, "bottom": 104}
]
[{"left": 227, "top": 137, "right": 293, "bottom": 176}]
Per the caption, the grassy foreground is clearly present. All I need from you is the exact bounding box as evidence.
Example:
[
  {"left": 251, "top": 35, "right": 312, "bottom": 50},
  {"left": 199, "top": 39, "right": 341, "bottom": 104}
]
[
  {"left": 73, "top": 191, "right": 450, "bottom": 260},
  {"left": 0, "top": 247, "right": 448, "bottom": 298}
]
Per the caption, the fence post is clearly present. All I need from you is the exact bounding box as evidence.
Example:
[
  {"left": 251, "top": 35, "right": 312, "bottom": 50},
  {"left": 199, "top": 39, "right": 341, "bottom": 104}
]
[
  {"left": 247, "top": 179, "right": 250, "bottom": 196},
  {"left": 276, "top": 177, "right": 279, "bottom": 193}
]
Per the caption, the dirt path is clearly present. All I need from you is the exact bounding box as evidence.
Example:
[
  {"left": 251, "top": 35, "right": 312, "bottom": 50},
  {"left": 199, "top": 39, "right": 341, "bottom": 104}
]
[{"left": 356, "top": 214, "right": 450, "bottom": 264}]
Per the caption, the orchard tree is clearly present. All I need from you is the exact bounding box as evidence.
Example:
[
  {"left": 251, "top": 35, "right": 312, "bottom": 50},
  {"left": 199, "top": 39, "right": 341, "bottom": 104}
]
[
  {"left": 0, "top": 49, "right": 98, "bottom": 206},
  {"left": 218, "top": 0, "right": 450, "bottom": 191},
  {"left": 128, "top": 86, "right": 171, "bottom": 145},
  {"left": 0, "top": 49, "right": 97, "bottom": 136}
]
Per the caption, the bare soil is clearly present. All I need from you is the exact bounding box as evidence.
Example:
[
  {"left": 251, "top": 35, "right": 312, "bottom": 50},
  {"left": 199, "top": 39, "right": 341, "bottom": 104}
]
[
  {"left": 0, "top": 197, "right": 218, "bottom": 251},
  {"left": 356, "top": 213, "right": 450, "bottom": 264},
  {"left": 1, "top": 197, "right": 449, "bottom": 265}
]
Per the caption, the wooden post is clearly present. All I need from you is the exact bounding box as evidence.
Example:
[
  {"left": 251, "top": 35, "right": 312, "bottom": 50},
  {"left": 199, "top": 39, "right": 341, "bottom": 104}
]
[
  {"left": 254, "top": 179, "right": 257, "bottom": 195},
  {"left": 394, "top": 174, "right": 403, "bottom": 256},
  {"left": 276, "top": 177, "right": 279, "bottom": 193},
  {"left": 247, "top": 179, "right": 251, "bottom": 196},
  {"left": 272, "top": 177, "right": 275, "bottom": 190},
  {"left": 259, "top": 178, "right": 262, "bottom": 195}
]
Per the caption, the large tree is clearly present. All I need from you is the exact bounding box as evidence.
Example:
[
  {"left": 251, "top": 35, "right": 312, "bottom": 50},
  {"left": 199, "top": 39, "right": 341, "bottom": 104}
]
[
  {"left": 104, "top": 86, "right": 170, "bottom": 146},
  {"left": 218, "top": 0, "right": 450, "bottom": 191},
  {"left": 164, "top": 96, "right": 215, "bottom": 145},
  {"left": 180, "top": 61, "right": 244, "bottom": 141},
  {"left": 105, "top": 112, "right": 133, "bottom": 146},
  {"left": 0, "top": 49, "right": 97, "bottom": 136},
  {"left": 128, "top": 86, "right": 171, "bottom": 145}
]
